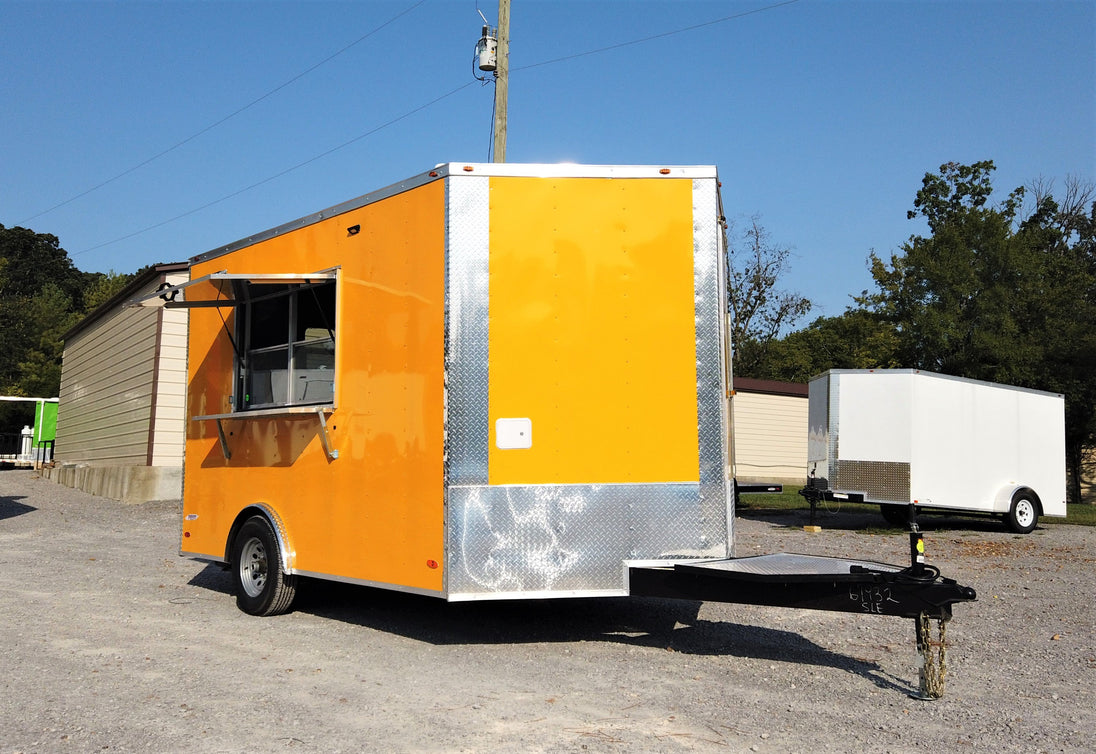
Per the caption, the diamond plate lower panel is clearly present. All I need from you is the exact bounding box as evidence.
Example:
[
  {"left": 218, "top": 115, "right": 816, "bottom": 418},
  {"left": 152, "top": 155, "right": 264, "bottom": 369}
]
[
  {"left": 834, "top": 460, "right": 911, "bottom": 503},
  {"left": 447, "top": 483, "right": 727, "bottom": 597}
]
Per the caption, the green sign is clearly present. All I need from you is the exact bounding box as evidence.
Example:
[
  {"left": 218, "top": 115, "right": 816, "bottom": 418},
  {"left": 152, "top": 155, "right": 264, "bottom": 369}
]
[{"left": 33, "top": 401, "right": 57, "bottom": 444}]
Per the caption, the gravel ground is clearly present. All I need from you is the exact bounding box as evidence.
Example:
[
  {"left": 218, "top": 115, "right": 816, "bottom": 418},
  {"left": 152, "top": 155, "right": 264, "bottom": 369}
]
[{"left": 1, "top": 469, "right": 1093, "bottom": 753}]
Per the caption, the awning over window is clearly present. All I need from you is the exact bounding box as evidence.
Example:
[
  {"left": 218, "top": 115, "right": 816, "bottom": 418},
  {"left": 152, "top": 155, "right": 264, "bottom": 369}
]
[{"left": 128, "top": 270, "right": 339, "bottom": 309}]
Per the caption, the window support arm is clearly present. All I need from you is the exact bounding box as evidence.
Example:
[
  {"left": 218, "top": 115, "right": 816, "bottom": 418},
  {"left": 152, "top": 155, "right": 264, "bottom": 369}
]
[
  {"left": 194, "top": 406, "right": 338, "bottom": 462},
  {"left": 315, "top": 410, "right": 339, "bottom": 460},
  {"left": 214, "top": 418, "right": 232, "bottom": 460}
]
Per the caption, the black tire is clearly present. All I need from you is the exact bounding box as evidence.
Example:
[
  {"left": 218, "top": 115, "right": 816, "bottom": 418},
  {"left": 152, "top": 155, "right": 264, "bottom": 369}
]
[
  {"left": 880, "top": 504, "right": 912, "bottom": 528},
  {"left": 231, "top": 515, "right": 297, "bottom": 616},
  {"left": 1004, "top": 488, "right": 1040, "bottom": 534}
]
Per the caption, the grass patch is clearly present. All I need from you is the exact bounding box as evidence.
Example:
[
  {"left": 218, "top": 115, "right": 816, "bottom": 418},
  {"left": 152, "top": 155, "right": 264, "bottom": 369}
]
[
  {"left": 736, "top": 490, "right": 805, "bottom": 510},
  {"left": 737, "top": 490, "right": 878, "bottom": 515},
  {"left": 1055, "top": 503, "right": 1096, "bottom": 527}
]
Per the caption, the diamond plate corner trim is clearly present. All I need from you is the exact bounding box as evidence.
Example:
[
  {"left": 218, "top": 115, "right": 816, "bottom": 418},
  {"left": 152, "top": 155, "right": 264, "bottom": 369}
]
[
  {"left": 693, "top": 178, "right": 731, "bottom": 551},
  {"left": 828, "top": 377, "right": 840, "bottom": 482},
  {"left": 445, "top": 175, "right": 491, "bottom": 487}
]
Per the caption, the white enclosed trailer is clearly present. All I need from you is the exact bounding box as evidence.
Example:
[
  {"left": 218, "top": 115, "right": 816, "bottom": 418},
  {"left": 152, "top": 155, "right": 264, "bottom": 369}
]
[{"left": 807, "top": 369, "right": 1066, "bottom": 533}]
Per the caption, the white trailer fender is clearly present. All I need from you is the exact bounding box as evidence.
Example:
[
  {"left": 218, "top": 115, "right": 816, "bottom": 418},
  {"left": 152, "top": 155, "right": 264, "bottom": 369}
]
[{"left": 994, "top": 484, "right": 1041, "bottom": 515}]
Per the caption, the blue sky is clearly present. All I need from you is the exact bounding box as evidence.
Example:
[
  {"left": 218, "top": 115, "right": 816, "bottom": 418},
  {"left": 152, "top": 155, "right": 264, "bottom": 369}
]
[{"left": 2, "top": 0, "right": 1093, "bottom": 322}]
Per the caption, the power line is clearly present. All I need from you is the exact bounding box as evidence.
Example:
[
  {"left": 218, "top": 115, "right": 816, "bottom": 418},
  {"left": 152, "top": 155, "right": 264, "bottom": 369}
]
[
  {"left": 514, "top": 0, "right": 802, "bottom": 73},
  {"left": 19, "top": 0, "right": 426, "bottom": 226},
  {"left": 72, "top": 80, "right": 474, "bottom": 256},
  {"left": 71, "top": 0, "right": 801, "bottom": 256}
]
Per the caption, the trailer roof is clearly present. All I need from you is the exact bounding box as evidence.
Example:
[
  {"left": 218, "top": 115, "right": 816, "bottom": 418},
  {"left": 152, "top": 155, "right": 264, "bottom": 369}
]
[
  {"left": 812, "top": 368, "right": 1064, "bottom": 400},
  {"left": 190, "top": 163, "right": 719, "bottom": 266}
]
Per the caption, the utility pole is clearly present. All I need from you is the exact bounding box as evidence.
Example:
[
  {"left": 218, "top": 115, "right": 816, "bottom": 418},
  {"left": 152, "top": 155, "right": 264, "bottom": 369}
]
[{"left": 492, "top": 0, "right": 509, "bottom": 163}]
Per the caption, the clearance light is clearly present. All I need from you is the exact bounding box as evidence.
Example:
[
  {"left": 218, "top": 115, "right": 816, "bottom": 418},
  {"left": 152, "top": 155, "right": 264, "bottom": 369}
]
[
  {"left": 659, "top": 168, "right": 671, "bottom": 175},
  {"left": 429, "top": 171, "right": 439, "bottom": 177},
  {"left": 426, "top": 559, "right": 439, "bottom": 569},
  {"left": 463, "top": 165, "right": 475, "bottom": 172}
]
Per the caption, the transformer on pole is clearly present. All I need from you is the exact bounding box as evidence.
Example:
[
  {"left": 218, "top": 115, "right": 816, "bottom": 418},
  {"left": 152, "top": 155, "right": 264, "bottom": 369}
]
[{"left": 475, "top": 2, "right": 509, "bottom": 162}]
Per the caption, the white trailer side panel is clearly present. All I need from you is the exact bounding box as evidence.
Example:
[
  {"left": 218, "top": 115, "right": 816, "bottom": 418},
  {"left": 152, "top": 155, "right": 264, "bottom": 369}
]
[{"left": 908, "top": 377, "right": 1065, "bottom": 516}]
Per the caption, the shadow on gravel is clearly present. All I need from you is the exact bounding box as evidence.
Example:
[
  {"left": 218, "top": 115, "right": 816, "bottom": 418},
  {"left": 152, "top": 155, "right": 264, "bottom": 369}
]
[
  {"left": 188, "top": 563, "right": 233, "bottom": 594},
  {"left": 737, "top": 506, "right": 1015, "bottom": 534},
  {"left": 187, "top": 563, "right": 913, "bottom": 695},
  {"left": 0, "top": 495, "right": 36, "bottom": 520}
]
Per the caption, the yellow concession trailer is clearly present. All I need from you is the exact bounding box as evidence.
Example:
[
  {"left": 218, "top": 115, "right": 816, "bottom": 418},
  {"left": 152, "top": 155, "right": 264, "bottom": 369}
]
[
  {"left": 138, "top": 164, "right": 976, "bottom": 698},
  {"left": 150, "top": 163, "right": 734, "bottom": 615}
]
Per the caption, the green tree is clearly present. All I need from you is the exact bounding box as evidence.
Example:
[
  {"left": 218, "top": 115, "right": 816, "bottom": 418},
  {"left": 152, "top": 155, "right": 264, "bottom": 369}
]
[
  {"left": 725, "top": 215, "right": 812, "bottom": 375},
  {"left": 0, "top": 224, "right": 96, "bottom": 432},
  {"left": 742, "top": 308, "right": 899, "bottom": 383},
  {"left": 0, "top": 224, "right": 86, "bottom": 306},
  {"left": 866, "top": 161, "right": 1096, "bottom": 503},
  {"left": 13, "top": 283, "right": 81, "bottom": 398},
  {"left": 82, "top": 270, "right": 134, "bottom": 313}
]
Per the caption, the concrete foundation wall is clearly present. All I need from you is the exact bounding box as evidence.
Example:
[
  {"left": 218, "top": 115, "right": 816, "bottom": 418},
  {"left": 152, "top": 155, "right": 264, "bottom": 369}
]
[{"left": 42, "top": 463, "right": 182, "bottom": 504}]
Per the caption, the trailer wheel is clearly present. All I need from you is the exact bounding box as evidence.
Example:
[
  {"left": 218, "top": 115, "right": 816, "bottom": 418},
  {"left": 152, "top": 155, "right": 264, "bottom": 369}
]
[
  {"left": 231, "top": 515, "right": 297, "bottom": 616},
  {"left": 1005, "top": 489, "right": 1039, "bottom": 534},
  {"left": 881, "top": 504, "right": 912, "bottom": 528}
]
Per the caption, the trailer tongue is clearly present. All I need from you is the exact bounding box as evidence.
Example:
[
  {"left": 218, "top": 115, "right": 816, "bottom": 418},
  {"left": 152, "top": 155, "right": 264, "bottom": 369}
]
[
  {"left": 629, "top": 552, "right": 975, "bottom": 622},
  {"left": 629, "top": 533, "right": 976, "bottom": 699}
]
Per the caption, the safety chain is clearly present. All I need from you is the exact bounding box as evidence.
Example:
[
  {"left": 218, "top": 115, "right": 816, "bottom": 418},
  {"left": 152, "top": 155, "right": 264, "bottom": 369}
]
[{"left": 916, "top": 613, "right": 949, "bottom": 699}]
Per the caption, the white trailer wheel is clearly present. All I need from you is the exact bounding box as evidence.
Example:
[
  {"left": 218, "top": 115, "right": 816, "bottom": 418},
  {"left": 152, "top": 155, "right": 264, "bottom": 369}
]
[{"left": 1005, "top": 490, "right": 1039, "bottom": 534}]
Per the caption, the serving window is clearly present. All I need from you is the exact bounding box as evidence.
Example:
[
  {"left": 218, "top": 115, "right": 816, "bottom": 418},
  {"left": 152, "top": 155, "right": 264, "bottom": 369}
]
[{"left": 235, "top": 280, "right": 336, "bottom": 410}]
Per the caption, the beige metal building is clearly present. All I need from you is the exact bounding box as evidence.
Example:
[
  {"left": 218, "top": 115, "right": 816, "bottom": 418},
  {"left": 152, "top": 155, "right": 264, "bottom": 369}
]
[
  {"left": 732, "top": 377, "right": 808, "bottom": 487},
  {"left": 44, "top": 263, "right": 189, "bottom": 502}
]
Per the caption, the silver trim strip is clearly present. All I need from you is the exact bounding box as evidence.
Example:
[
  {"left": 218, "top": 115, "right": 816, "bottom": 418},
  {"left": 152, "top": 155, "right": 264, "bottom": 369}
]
[
  {"left": 180, "top": 551, "right": 226, "bottom": 565},
  {"left": 433, "top": 163, "right": 718, "bottom": 180},
  {"left": 291, "top": 569, "right": 445, "bottom": 598},
  {"left": 447, "top": 588, "right": 628, "bottom": 602}
]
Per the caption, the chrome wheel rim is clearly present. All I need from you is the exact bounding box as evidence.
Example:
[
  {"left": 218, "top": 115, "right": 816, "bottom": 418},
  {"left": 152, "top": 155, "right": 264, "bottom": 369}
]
[{"left": 239, "top": 537, "right": 268, "bottom": 597}]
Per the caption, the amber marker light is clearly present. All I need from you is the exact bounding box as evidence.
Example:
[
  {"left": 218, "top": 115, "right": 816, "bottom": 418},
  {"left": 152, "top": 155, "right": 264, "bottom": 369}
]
[
  {"left": 462, "top": 165, "right": 475, "bottom": 172},
  {"left": 659, "top": 168, "right": 671, "bottom": 175}
]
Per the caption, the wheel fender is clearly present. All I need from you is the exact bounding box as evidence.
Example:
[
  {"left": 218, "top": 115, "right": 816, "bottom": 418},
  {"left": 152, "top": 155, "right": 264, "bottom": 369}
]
[
  {"left": 994, "top": 485, "right": 1041, "bottom": 515},
  {"left": 226, "top": 504, "right": 296, "bottom": 574}
]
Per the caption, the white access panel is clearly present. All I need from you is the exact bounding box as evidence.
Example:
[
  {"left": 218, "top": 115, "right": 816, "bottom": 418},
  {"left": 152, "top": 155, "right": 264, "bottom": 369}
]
[{"left": 835, "top": 372, "right": 912, "bottom": 463}]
